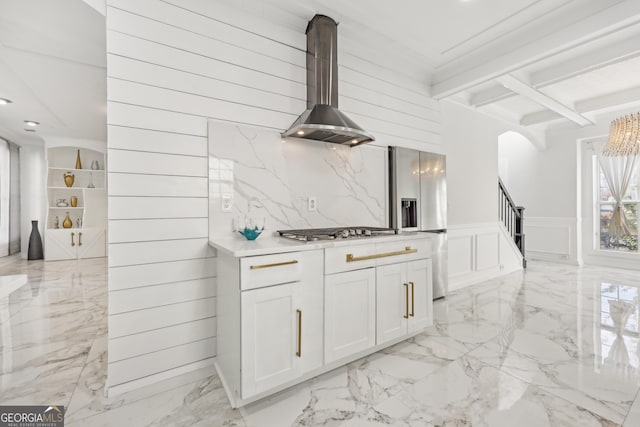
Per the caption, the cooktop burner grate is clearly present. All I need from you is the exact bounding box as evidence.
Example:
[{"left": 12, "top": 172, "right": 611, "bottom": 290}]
[{"left": 277, "top": 226, "right": 397, "bottom": 241}]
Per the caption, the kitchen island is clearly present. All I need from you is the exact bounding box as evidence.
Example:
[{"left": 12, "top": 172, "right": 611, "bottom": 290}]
[{"left": 209, "top": 232, "right": 434, "bottom": 408}]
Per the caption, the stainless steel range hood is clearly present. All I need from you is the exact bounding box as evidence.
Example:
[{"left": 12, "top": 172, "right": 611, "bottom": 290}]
[{"left": 282, "top": 15, "right": 374, "bottom": 146}]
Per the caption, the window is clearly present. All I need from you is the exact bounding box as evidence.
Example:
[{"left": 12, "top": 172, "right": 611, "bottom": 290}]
[{"left": 597, "top": 157, "right": 639, "bottom": 252}]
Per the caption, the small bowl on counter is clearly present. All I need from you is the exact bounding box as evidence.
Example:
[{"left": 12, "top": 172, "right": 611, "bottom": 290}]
[{"left": 234, "top": 216, "right": 265, "bottom": 241}]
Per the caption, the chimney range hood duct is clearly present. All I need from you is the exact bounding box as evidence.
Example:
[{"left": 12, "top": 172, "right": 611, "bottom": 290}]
[{"left": 282, "top": 15, "right": 375, "bottom": 146}]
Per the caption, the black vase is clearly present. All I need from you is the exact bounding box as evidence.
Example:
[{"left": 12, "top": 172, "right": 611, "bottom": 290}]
[{"left": 28, "top": 220, "right": 44, "bottom": 260}]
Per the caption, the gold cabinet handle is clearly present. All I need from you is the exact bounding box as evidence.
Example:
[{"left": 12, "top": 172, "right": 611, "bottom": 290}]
[
  {"left": 410, "top": 281, "right": 415, "bottom": 317},
  {"left": 250, "top": 260, "right": 298, "bottom": 270},
  {"left": 78, "top": 232, "right": 83, "bottom": 246},
  {"left": 346, "top": 247, "right": 417, "bottom": 262},
  {"left": 71, "top": 232, "right": 75, "bottom": 247},
  {"left": 296, "top": 309, "right": 302, "bottom": 358},
  {"left": 404, "top": 283, "right": 409, "bottom": 319}
]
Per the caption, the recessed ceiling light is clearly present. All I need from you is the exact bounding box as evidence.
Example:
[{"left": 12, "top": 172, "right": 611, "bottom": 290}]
[
  {"left": 351, "top": 139, "right": 358, "bottom": 144},
  {"left": 24, "top": 120, "right": 40, "bottom": 126},
  {"left": 24, "top": 128, "right": 36, "bottom": 132},
  {"left": 296, "top": 130, "right": 305, "bottom": 136},
  {"left": 0, "top": 98, "right": 12, "bottom": 105}
]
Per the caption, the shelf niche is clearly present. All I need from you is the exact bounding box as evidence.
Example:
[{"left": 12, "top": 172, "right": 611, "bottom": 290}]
[{"left": 45, "top": 143, "right": 107, "bottom": 260}]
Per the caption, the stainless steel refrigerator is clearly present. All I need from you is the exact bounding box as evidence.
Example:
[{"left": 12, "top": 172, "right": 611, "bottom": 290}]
[{"left": 389, "top": 147, "right": 448, "bottom": 299}]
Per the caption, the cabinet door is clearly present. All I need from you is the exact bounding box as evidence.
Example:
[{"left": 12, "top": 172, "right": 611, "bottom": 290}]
[
  {"left": 76, "top": 228, "right": 106, "bottom": 259},
  {"left": 407, "top": 259, "right": 432, "bottom": 333},
  {"left": 299, "top": 250, "right": 324, "bottom": 374},
  {"left": 325, "top": 268, "right": 376, "bottom": 363},
  {"left": 376, "top": 263, "right": 408, "bottom": 345},
  {"left": 241, "top": 282, "right": 302, "bottom": 398},
  {"left": 44, "top": 230, "right": 77, "bottom": 261}
]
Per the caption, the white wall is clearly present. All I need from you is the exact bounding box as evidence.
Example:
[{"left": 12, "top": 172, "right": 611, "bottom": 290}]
[
  {"left": 105, "top": 0, "right": 441, "bottom": 393},
  {"left": 443, "top": 102, "right": 504, "bottom": 226},
  {"left": 442, "top": 102, "right": 526, "bottom": 286},
  {"left": 8, "top": 142, "right": 20, "bottom": 255},
  {"left": 0, "top": 139, "right": 9, "bottom": 257},
  {"left": 498, "top": 131, "right": 581, "bottom": 264},
  {"left": 19, "top": 146, "right": 46, "bottom": 258},
  {"left": 499, "top": 132, "right": 577, "bottom": 218}
]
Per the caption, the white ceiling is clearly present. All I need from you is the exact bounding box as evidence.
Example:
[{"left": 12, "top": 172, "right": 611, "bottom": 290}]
[
  {"left": 236, "top": 0, "right": 640, "bottom": 141},
  {"left": 0, "top": 0, "right": 106, "bottom": 146},
  {"left": 2, "top": 0, "right": 640, "bottom": 145}
]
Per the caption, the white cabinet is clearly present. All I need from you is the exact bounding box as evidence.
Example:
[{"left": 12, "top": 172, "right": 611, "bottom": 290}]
[
  {"left": 216, "top": 249, "right": 324, "bottom": 404},
  {"left": 376, "top": 259, "right": 432, "bottom": 345},
  {"left": 324, "top": 238, "right": 433, "bottom": 360},
  {"left": 214, "top": 236, "right": 434, "bottom": 408},
  {"left": 45, "top": 143, "right": 106, "bottom": 261},
  {"left": 45, "top": 228, "right": 106, "bottom": 261},
  {"left": 324, "top": 268, "right": 376, "bottom": 363},
  {"left": 241, "top": 282, "right": 302, "bottom": 397}
]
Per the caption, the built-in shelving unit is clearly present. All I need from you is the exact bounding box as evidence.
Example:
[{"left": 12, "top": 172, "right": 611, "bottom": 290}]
[{"left": 45, "top": 144, "right": 107, "bottom": 261}]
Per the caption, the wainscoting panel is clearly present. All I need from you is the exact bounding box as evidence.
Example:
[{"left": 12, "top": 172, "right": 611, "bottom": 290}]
[
  {"left": 448, "top": 222, "right": 523, "bottom": 291},
  {"left": 526, "top": 217, "right": 578, "bottom": 264},
  {"left": 476, "top": 232, "right": 500, "bottom": 271},
  {"left": 448, "top": 235, "right": 474, "bottom": 279}
]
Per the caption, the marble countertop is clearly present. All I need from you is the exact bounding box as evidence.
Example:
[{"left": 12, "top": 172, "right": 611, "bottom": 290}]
[{"left": 209, "top": 231, "right": 434, "bottom": 257}]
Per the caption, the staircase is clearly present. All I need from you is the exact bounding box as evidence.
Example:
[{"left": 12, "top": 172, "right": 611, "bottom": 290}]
[{"left": 499, "top": 178, "right": 526, "bottom": 268}]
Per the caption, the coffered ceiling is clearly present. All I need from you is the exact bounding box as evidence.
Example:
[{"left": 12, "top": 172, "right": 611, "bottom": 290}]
[{"left": 1, "top": 0, "right": 639, "bottom": 145}]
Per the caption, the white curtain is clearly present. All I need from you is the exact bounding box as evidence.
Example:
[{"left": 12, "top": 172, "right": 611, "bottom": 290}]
[{"left": 599, "top": 155, "right": 637, "bottom": 237}]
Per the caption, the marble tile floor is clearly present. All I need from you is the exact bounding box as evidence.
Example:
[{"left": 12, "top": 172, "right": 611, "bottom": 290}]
[{"left": 3, "top": 256, "right": 640, "bottom": 425}]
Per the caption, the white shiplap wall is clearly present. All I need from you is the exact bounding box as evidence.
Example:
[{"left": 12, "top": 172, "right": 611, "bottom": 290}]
[{"left": 106, "top": 0, "right": 441, "bottom": 391}]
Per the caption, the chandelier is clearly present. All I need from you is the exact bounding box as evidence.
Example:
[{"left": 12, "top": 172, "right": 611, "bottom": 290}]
[{"left": 603, "top": 112, "right": 640, "bottom": 156}]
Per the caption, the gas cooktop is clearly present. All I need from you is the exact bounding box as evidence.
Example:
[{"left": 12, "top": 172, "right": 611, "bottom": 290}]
[{"left": 277, "top": 226, "right": 397, "bottom": 242}]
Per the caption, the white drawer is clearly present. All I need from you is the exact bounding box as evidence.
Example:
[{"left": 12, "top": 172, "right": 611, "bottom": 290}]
[
  {"left": 374, "top": 239, "right": 431, "bottom": 267},
  {"left": 240, "top": 251, "right": 306, "bottom": 290},
  {"left": 325, "top": 242, "right": 376, "bottom": 274},
  {"left": 324, "top": 238, "right": 433, "bottom": 274}
]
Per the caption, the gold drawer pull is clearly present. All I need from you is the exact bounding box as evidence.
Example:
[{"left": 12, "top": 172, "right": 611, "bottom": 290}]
[
  {"left": 410, "top": 281, "right": 415, "bottom": 317},
  {"left": 404, "top": 283, "right": 409, "bottom": 319},
  {"left": 346, "top": 247, "right": 417, "bottom": 262},
  {"left": 78, "top": 232, "right": 83, "bottom": 246},
  {"left": 71, "top": 232, "right": 75, "bottom": 247},
  {"left": 296, "top": 309, "right": 302, "bottom": 358},
  {"left": 250, "top": 260, "right": 298, "bottom": 270}
]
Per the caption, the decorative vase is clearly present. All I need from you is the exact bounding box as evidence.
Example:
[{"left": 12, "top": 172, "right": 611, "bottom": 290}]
[
  {"left": 91, "top": 160, "right": 99, "bottom": 170},
  {"left": 27, "top": 220, "right": 44, "bottom": 260},
  {"left": 62, "top": 212, "right": 73, "bottom": 229},
  {"left": 87, "top": 173, "right": 95, "bottom": 189},
  {"left": 54, "top": 216, "right": 59, "bottom": 229},
  {"left": 75, "top": 149, "right": 82, "bottom": 169},
  {"left": 70, "top": 196, "right": 78, "bottom": 207},
  {"left": 63, "top": 172, "right": 75, "bottom": 188}
]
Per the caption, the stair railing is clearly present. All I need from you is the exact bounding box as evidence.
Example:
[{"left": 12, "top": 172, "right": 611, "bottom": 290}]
[{"left": 498, "top": 178, "right": 526, "bottom": 268}]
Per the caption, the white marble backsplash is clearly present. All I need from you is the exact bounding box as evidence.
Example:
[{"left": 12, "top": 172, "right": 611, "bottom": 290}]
[{"left": 208, "top": 122, "right": 387, "bottom": 237}]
